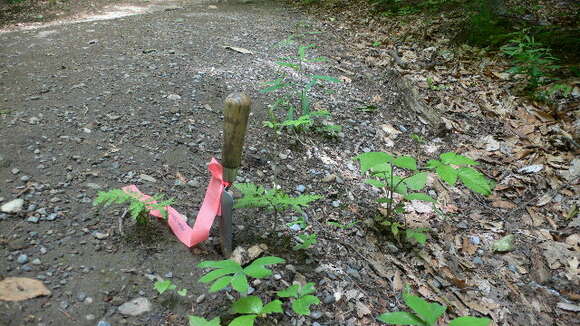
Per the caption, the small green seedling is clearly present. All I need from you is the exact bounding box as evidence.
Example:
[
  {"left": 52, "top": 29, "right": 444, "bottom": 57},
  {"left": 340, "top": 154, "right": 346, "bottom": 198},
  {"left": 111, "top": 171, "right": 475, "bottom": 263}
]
[
  {"left": 287, "top": 216, "right": 307, "bottom": 229},
  {"left": 93, "top": 189, "right": 173, "bottom": 224},
  {"left": 261, "top": 43, "right": 341, "bottom": 133},
  {"left": 197, "top": 256, "right": 285, "bottom": 294},
  {"left": 188, "top": 316, "right": 221, "bottom": 326},
  {"left": 229, "top": 296, "right": 283, "bottom": 326},
  {"left": 372, "top": 41, "right": 382, "bottom": 47},
  {"left": 377, "top": 289, "right": 491, "bottom": 326},
  {"left": 277, "top": 282, "right": 320, "bottom": 315},
  {"left": 326, "top": 220, "right": 359, "bottom": 229},
  {"left": 355, "top": 152, "right": 493, "bottom": 245},
  {"left": 293, "top": 233, "right": 317, "bottom": 250},
  {"left": 234, "top": 183, "right": 322, "bottom": 215},
  {"left": 410, "top": 134, "right": 426, "bottom": 144},
  {"left": 501, "top": 32, "right": 560, "bottom": 90},
  {"left": 154, "top": 279, "right": 187, "bottom": 297}
]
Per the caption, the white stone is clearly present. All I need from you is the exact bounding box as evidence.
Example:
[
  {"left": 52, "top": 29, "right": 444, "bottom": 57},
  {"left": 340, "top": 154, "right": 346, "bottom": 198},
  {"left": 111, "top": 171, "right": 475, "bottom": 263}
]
[
  {"left": 118, "top": 297, "right": 152, "bottom": 316},
  {"left": 1, "top": 199, "right": 24, "bottom": 213}
]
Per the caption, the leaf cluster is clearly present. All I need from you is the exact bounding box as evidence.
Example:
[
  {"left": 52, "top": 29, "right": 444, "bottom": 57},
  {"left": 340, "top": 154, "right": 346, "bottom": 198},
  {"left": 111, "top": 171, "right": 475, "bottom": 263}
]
[
  {"left": 501, "top": 32, "right": 560, "bottom": 89},
  {"left": 154, "top": 279, "right": 187, "bottom": 297},
  {"left": 277, "top": 282, "right": 320, "bottom": 315},
  {"left": 377, "top": 290, "right": 490, "bottom": 326},
  {"left": 234, "top": 183, "right": 322, "bottom": 214},
  {"left": 197, "top": 257, "right": 285, "bottom": 294},
  {"left": 355, "top": 151, "right": 493, "bottom": 245},
  {"left": 261, "top": 43, "right": 341, "bottom": 133},
  {"left": 93, "top": 188, "right": 174, "bottom": 224},
  {"left": 293, "top": 233, "right": 318, "bottom": 250}
]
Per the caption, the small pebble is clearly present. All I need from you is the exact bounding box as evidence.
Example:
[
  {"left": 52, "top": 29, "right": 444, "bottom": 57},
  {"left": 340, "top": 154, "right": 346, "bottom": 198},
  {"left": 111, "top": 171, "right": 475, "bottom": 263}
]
[
  {"left": 97, "top": 321, "right": 111, "bottom": 326},
  {"left": 86, "top": 314, "right": 95, "bottom": 321},
  {"left": 196, "top": 294, "right": 206, "bottom": 304},
  {"left": 27, "top": 216, "right": 39, "bottom": 223},
  {"left": 310, "top": 311, "right": 322, "bottom": 319},
  {"left": 17, "top": 254, "right": 29, "bottom": 264},
  {"left": 31, "top": 258, "right": 41, "bottom": 265},
  {"left": 296, "top": 185, "right": 306, "bottom": 193},
  {"left": 331, "top": 200, "right": 341, "bottom": 208}
]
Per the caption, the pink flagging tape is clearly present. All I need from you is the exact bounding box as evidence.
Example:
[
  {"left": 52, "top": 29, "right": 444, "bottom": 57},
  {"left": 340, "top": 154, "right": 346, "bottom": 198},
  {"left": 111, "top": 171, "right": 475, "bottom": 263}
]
[{"left": 121, "top": 157, "right": 227, "bottom": 247}]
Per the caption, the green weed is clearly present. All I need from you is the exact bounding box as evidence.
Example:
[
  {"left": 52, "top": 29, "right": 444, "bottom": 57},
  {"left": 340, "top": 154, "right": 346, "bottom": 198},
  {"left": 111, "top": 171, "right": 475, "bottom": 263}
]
[
  {"left": 501, "top": 32, "right": 560, "bottom": 90},
  {"left": 197, "top": 256, "right": 285, "bottom": 295},
  {"left": 277, "top": 282, "right": 320, "bottom": 315},
  {"left": 355, "top": 151, "right": 493, "bottom": 245},
  {"left": 261, "top": 44, "right": 341, "bottom": 134},
  {"left": 154, "top": 279, "right": 187, "bottom": 297},
  {"left": 377, "top": 288, "right": 491, "bottom": 326},
  {"left": 93, "top": 189, "right": 173, "bottom": 225},
  {"left": 234, "top": 183, "right": 322, "bottom": 215}
]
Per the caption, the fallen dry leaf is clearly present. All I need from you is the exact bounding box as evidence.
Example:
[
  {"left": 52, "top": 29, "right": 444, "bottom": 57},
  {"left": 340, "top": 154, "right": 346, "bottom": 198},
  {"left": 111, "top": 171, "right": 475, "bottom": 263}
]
[
  {"left": 492, "top": 200, "right": 517, "bottom": 209},
  {"left": 0, "top": 277, "right": 51, "bottom": 301}
]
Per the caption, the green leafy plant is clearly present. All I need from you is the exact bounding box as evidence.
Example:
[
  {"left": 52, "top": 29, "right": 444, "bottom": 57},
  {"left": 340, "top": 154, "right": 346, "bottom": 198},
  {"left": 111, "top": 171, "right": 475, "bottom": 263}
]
[
  {"left": 293, "top": 233, "right": 318, "bottom": 250},
  {"left": 154, "top": 279, "right": 187, "bottom": 297},
  {"left": 277, "top": 282, "right": 320, "bottom": 315},
  {"left": 534, "top": 83, "right": 573, "bottom": 103},
  {"left": 355, "top": 152, "right": 493, "bottom": 244},
  {"left": 261, "top": 43, "right": 341, "bottom": 133},
  {"left": 188, "top": 316, "right": 221, "bottom": 326},
  {"left": 234, "top": 183, "right": 322, "bottom": 215},
  {"left": 426, "top": 77, "right": 447, "bottom": 91},
  {"left": 377, "top": 289, "right": 491, "bottom": 326},
  {"left": 501, "top": 32, "right": 560, "bottom": 90},
  {"left": 410, "top": 134, "right": 426, "bottom": 144},
  {"left": 327, "top": 220, "right": 359, "bottom": 229},
  {"left": 229, "top": 296, "right": 283, "bottom": 326},
  {"left": 197, "top": 256, "right": 285, "bottom": 294},
  {"left": 93, "top": 189, "right": 173, "bottom": 224}
]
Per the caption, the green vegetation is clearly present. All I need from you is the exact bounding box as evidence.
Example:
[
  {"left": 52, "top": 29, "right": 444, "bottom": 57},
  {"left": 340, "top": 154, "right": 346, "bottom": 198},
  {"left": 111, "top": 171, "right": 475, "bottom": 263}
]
[
  {"left": 191, "top": 256, "right": 319, "bottom": 325},
  {"left": 93, "top": 189, "right": 173, "bottom": 225},
  {"left": 377, "top": 288, "right": 491, "bottom": 326},
  {"left": 277, "top": 282, "right": 320, "bottom": 315},
  {"left": 501, "top": 31, "right": 560, "bottom": 90},
  {"left": 261, "top": 43, "right": 341, "bottom": 134},
  {"left": 355, "top": 151, "right": 493, "bottom": 245},
  {"left": 234, "top": 183, "right": 322, "bottom": 215},
  {"left": 197, "top": 256, "right": 285, "bottom": 294},
  {"left": 154, "top": 279, "right": 187, "bottom": 297}
]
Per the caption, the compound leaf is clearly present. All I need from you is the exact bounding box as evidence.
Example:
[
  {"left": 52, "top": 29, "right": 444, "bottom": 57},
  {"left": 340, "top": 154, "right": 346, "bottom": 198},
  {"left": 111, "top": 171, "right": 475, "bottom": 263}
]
[
  {"left": 376, "top": 311, "right": 424, "bottom": 325},
  {"left": 440, "top": 152, "right": 478, "bottom": 166},
  {"left": 292, "top": 295, "right": 320, "bottom": 315},
  {"left": 393, "top": 156, "right": 417, "bottom": 170},
  {"left": 403, "top": 294, "right": 446, "bottom": 325},
  {"left": 404, "top": 172, "right": 427, "bottom": 191},
  {"left": 355, "top": 152, "right": 394, "bottom": 173},
  {"left": 229, "top": 315, "right": 258, "bottom": 326},
  {"left": 458, "top": 167, "right": 493, "bottom": 196},
  {"left": 448, "top": 316, "right": 492, "bottom": 326},
  {"left": 262, "top": 300, "right": 283, "bottom": 314},
  {"left": 232, "top": 296, "right": 263, "bottom": 314}
]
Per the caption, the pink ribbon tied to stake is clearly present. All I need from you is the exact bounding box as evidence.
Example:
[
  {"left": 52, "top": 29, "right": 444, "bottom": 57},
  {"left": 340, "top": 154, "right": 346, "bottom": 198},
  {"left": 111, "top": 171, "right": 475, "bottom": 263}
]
[{"left": 122, "top": 157, "right": 228, "bottom": 248}]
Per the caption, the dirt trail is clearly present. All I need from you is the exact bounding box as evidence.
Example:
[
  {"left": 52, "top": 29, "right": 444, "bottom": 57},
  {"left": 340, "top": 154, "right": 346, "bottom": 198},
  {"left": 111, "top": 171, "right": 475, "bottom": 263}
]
[{"left": 0, "top": 1, "right": 408, "bottom": 325}]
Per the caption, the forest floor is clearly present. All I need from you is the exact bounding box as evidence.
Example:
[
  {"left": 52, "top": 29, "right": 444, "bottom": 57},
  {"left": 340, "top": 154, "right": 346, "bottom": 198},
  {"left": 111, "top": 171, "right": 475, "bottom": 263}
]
[{"left": 0, "top": 0, "right": 578, "bottom": 326}]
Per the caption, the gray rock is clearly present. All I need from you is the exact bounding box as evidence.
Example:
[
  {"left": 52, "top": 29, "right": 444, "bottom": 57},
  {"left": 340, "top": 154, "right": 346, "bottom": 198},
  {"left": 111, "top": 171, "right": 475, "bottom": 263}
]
[
  {"left": 93, "top": 232, "right": 109, "bottom": 240},
  {"left": 118, "top": 297, "right": 152, "bottom": 316},
  {"left": 322, "top": 174, "right": 336, "bottom": 183},
  {"left": 17, "top": 254, "right": 29, "bottom": 264},
  {"left": 310, "top": 311, "right": 322, "bottom": 319},
  {"left": 46, "top": 213, "right": 58, "bottom": 221},
  {"left": 97, "top": 321, "right": 111, "bottom": 326},
  {"left": 20, "top": 175, "right": 31, "bottom": 182},
  {"left": 1, "top": 199, "right": 24, "bottom": 213},
  {"left": 196, "top": 294, "right": 206, "bottom": 304},
  {"left": 167, "top": 94, "right": 181, "bottom": 101},
  {"left": 31, "top": 258, "right": 41, "bottom": 265},
  {"left": 11, "top": 168, "right": 20, "bottom": 174},
  {"left": 139, "top": 174, "right": 157, "bottom": 183},
  {"left": 86, "top": 314, "right": 95, "bottom": 321},
  {"left": 331, "top": 200, "right": 341, "bottom": 208},
  {"left": 296, "top": 185, "right": 306, "bottom": 193},
  {"left": 187, "top": 179, "right": 200, "bottom": 187}
]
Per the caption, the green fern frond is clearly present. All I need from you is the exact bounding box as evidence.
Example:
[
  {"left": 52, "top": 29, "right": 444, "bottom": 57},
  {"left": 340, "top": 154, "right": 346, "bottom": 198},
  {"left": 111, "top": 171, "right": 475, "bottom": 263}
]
[{"left": 93, "top": 188, "right": 174, "bottom": 224}]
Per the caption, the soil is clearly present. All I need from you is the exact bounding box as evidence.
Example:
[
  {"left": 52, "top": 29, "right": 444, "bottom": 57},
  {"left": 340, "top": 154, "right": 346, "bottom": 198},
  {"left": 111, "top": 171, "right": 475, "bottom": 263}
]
[{"left": 1, "top": 1, "right": 579, "bottom": 326}]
